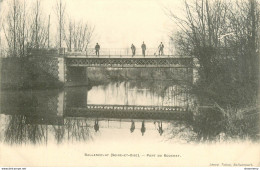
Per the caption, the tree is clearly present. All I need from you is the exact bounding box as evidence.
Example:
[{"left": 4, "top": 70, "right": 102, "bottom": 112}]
[
  {"left": 55, "top": 0, "right": 66, "bottom": 49},
  {"left": 169, "top": 0, "right": 233, "bottom": 83},
  {"left": 2, "top": 0, "right": 27, "bottom": 57},
  {"left": 169, "top": 0, "right": 259, "bottom": 107},
  {"left": 64, "top": 19, "right": 95, "bottom": 52},
  {"left": 2, "top": 0, "right": 49, "bottom": 56},
  {"left": 27, "top": 0, "right": 48, "bottom": 48}
]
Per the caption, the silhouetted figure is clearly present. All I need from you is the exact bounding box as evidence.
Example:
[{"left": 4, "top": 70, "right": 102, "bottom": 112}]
[
  {"left": 131, "top": 44, "right": 136, "bottom": 57},
  {"left": 95, "top": 43, "right": 100, "bottom": 56},
  {"left": 158, "top": 42, "right": 164, "bottom": 56},
  {"left": 157, "top": 121, "right": 163, "bottom": 136},
  {"left": 141, "top": 121, "right": 146, "bottom": 136},
  {"left": 130, "top": 120, "right": 135, "bottom": 133},
  {"left": 94, "top": 120, "right": 99, "bottom": 132},
  {"left": 141, "top": 42, "right": 146, "bottom": 57}
]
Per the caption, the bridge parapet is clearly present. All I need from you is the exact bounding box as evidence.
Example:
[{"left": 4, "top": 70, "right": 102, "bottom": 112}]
[
  {"left": 84, "top": 104, "right": 189, "bottom": 112},
  {"left": 25, "top": 47, "right": 186, "bottom": 58},
  {"left": 65, "top": 57, "right": 194, "bottom": 68},
  {"left": 66, "top": 105, "right": 192, "bottom": 120}
]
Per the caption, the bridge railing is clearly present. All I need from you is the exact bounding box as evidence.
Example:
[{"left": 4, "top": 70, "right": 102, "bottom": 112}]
[
  {"left": 80, "top": 104, "right": 190, "bottom": 112},
  {"left": 65, "top": 48, "right": 175, "bottom": 57}
]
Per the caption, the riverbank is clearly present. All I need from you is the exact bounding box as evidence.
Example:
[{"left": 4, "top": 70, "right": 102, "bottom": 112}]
[
  {"left": 1, "top": 58, "right": 63, "bottom": 90},
  {"left": 190, "top": 77, "right": 259, "bottom": 142}
]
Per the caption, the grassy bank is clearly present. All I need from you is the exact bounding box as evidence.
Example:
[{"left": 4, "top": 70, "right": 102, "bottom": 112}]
[{"left": 191, "top": 104, "right": 259, "bottom": 142}]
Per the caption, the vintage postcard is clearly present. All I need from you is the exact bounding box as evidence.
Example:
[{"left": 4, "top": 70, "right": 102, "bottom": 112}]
[{"left": 0, "top": 0, "right": 259, "bottom": 167}]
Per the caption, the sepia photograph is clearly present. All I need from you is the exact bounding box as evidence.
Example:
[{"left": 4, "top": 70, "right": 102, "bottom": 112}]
[{"left": 0, "top": 0, "right": 259, "bottom": 167}]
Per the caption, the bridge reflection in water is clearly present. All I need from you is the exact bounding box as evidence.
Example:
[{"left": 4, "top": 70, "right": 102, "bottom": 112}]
[{"left": 0, "top": 81, "right": 194, "bottom": 144}]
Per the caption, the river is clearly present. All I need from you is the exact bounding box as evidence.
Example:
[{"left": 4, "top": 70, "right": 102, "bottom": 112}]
[{"left": 0, "top": 81, "right": 201, "bottom": 145}]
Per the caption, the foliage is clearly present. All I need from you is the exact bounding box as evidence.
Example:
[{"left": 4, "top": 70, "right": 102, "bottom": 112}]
[
  {"left": 169, "top": 0, "right": 260, "bottom": 141},
  {"left": 1, "top": 0, "right": 95, "bottom": 57},
  {"left": 169, "top": 0, "right": 259, "bottom": 108}
]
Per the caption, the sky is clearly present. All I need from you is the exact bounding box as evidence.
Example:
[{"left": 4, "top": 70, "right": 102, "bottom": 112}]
[{"left": 0, "top": 0, "right": 184, "bottom": 49}]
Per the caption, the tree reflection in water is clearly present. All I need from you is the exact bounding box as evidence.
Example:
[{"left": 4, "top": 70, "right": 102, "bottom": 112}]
[
  {"left": 167, "top": 121, "right": 197, "bottom": 143},
  {"left": 3, "top": 115, "right": 93, "bottom": 145},
  {"left": 52, "top": 125, "right": 65, "bottom": 144},
  {"left": 166, "top": 109, "right": 230, "bottom": 143},
  {"left": 65, "top": 118, "right": 92, "bottom": 142},
  {"left": 166, "top": 107, "right": 250, "bottom": 143},
  {"left": 4, "top": 115, "right": 47, "bottom": 145},
  {"left": 192, "top": 109, "right": 224, "bottom": 142},
  {"left": 191, "top": 107, "right": 259, "bottom": 142}
]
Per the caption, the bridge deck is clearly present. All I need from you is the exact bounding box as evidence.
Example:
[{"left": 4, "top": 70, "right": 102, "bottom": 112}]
[
  {"left": 81, "top": 104, "right": 189, "bottom": 111},
  {"left": 65, "top": 56, "right": 194, "bottom": 68}
]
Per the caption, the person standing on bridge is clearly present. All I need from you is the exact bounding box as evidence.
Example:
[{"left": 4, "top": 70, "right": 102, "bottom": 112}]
[
  {"left": 95, "top": 43, "right": 100, "bottom": 56},
  {"left": 158, "top": 42, "right": 164, "bottom": 56},
  {"left": 131, "top": 44, "right": 136, "bottom": 57},
  {"left": 141, "top": 41, "right": 146, "bottom": 57}
]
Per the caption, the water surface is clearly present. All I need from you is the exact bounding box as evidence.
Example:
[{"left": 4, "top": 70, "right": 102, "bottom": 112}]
[{"left": 0, "top": 81, "right": 198, "bottom": 145}]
